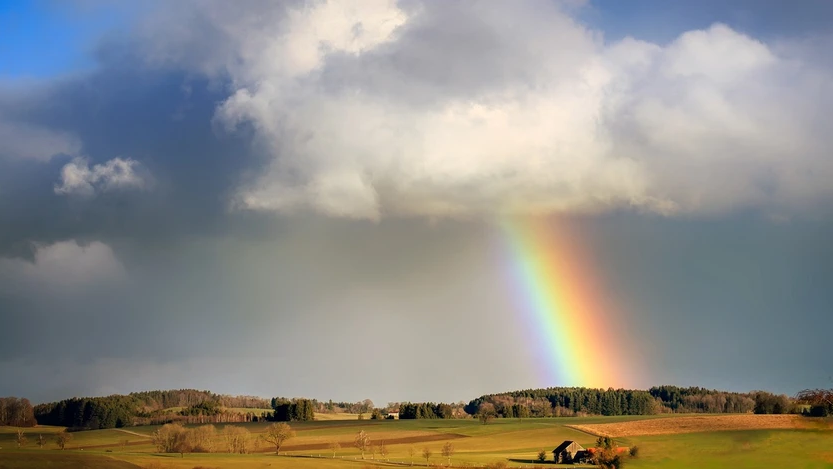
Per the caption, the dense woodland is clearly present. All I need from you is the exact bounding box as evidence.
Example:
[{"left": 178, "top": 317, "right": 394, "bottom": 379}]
[
  {"left": 462, "top": 386, "right": 795, "bottom": 417},
  {"left": 32, "top": 390, "right": 272, "bottom": 429},
  {"left": 270, "top": 398, "right": 315, "bottom": 421},
  {"left": 398, "top": 402, "right": 456, "bottom": 419},
  {"left": 0, "top": 385, "right": 825, "bottom": 430}
]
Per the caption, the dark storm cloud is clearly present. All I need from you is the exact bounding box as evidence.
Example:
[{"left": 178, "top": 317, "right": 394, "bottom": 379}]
[{"left": 0, "top": 63, "right": 266, "bottom": 252}]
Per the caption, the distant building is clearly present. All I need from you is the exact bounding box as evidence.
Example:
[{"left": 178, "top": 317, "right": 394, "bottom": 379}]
[
  {"left": 552, "top": 441, "right": 585, "bottom": 463},
  {"left": 386, "top": 411, "right": 399, "bottom": 419}
]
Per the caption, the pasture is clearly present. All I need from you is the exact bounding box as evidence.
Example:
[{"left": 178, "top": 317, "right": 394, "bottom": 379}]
[{"left": 1, "top": 414, "right": 831, "bottom": 468}]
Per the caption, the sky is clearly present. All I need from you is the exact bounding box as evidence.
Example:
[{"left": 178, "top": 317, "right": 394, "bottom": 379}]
[{"left": 0, "top": 0, "right": 831, "bottom": 405}]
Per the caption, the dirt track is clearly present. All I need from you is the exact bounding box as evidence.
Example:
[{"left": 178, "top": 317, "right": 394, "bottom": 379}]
[{"left": 568, "top": 414, "right": 819, "bottom": 437}]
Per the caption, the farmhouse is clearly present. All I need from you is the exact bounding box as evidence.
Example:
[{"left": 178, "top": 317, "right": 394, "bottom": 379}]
[{"left": 552, "top": 441, "right": 585, "bottom": 463}]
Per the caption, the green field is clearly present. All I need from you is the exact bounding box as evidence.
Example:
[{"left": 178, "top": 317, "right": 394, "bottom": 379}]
[{"left": 1, "top": 415, "right": 831, "bottom": 468}]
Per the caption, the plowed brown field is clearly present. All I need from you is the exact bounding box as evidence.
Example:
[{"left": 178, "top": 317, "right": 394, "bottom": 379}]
[{"left": 567, "top": 414, "right": 819, "bottom": 437}]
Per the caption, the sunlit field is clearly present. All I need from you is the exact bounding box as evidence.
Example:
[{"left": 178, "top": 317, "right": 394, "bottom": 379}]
[{"left": 1, "top": 415, "right": 831, "bottom": 468}]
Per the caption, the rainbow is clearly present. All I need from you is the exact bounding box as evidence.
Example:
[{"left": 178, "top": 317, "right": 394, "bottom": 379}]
[{"left": 500, "top": 216, "right": 625, "bottom": 389}]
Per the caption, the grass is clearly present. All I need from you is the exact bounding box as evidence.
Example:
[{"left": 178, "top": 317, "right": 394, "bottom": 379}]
[{"left": 0, "top": 415, "right": 831, "bottom": 468}]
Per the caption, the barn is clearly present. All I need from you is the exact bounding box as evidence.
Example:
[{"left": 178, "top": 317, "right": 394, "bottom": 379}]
[{"left": 552, "top": 440, "right": 585, "bottom": 463}]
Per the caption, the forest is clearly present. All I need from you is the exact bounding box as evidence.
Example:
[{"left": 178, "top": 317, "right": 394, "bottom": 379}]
[
  {"left": 7, "top": 385, "right": 811, "bottom": 431},
  {"left": 33, "top": 390, "right": 272, "bottom": 429},
  {"left": 462, "top": 386, "right": 795, "bottom": 418}
]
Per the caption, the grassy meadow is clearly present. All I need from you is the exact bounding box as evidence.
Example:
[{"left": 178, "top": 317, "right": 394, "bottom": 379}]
[{"left": 1, "top": 415, "right": 832, "bottom": 468}]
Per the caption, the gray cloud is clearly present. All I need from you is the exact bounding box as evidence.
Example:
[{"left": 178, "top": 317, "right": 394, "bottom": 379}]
[
  {"left": 0, "top": 119, "right": 80, "bottom": 161},
  {"left": 0, "top": 239, "right": 126, "bottom": 292}
]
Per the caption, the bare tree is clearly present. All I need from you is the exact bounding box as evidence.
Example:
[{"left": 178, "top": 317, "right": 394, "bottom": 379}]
[
  {"left": 379, "top": 440, "right": 389, "bottom": 461},
  {"left": 37, "top": 434, "right": 45, "bottom": 449},
  {"left": 263, "top": 422, "right": 295, "bottom": 455},
  {"left": 409, "top": 445, "right": 416, "bottom": 466},
  {"left": 328, "top": 441, "right": 341, "bottom": 458},
  {"left": 55, "top": 430, "right": 72, "bottom": 450},
  {"left": 15, "top": 429, "right": 27, "bottom": 448},
  {"left": 222, "top": 425, "right": 251, "bottom": 454},
  {"left": 354, "top": 430, "right": 371, "bottom": 459},
  {"left": 188, "top": 425, "right": 216, "bottom": 452},
  {"left": 121, "top": 439, "right": 129, "bottom": 450},
  {"left": 151, "top": 423, "right": 191, "bottom": 456},
  {"left": 477, "top": 403, "right": 496, "bottom": 425},
  {"left": 442, "top": 441, "right": 455, "bottom": 466},
  {"left": 423, "top": 447, "right": 433, "bottom": 465}
]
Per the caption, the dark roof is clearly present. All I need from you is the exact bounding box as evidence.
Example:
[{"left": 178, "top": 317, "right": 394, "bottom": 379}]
[{"left": 553, "top": 441, "right": 577, "bottom": 453}]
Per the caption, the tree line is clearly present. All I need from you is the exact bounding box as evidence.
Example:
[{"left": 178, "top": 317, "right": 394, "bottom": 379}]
[
  {"left": 35, "top": 396, "right": 135, "bottom": 429},
  {"left": 33, "top": 390, "right": 272, "bottom": 429},
  {"left": 128, "top": 389, "right": 269, "bottom": 411},
  {"left": 15, "top": 385, "right": 817, "bottom": 432},
  {"left": 464, "top": 386, "right": 797, "bottom": 418},
  {"left": 398, "top": 402, "right": 456, "bottom": 419}
]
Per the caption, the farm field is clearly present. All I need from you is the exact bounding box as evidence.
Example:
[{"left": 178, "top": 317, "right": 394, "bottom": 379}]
[
  {"left": 314, "top": 413, "right": 365, "bottom": 421},
  {"left": 1, "top": 414, "right": 832, "bottom": 468},
  {"left": 567, "top": 413, "right": 828, "bottom": 437}
]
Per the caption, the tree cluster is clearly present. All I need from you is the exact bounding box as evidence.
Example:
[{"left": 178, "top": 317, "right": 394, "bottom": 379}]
[
  {"left": 129, "top": 389, "right": 269, "bottom": 411},
  {"left": 796, "top": 388, "right": 833, "bottom": 417},
  {"left": 179, "top": 400, "right": 222, "bottom": 417},
  {"left": 35, "top": 396, "right": 134, "bottom": 429},
  {"left": 751, "top": 391, "right": 793, "bottom": 414},
  {"left": 151, "top": 423, "right": 257, "bottom": 454},
  {"left": 271, "top": 398, "right": 315, "bottom": 421},
  {"left": 0, "top": 397, "right": 36, "bottom": 427},
  {"left": 399, "top": 402, "right": 456, "bottom": 419},
  {"left": 649, "top": 386, "right": 758, "bottom": 413},
  {"left": 320, "top": 399, "right": 375, "bottom": 414}
]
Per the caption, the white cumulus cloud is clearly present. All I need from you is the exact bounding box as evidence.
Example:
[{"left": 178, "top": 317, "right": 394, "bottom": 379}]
[
  {"left": 55, "top": 157, "right": 152, "bottom": 197},
  {"left": 141, "top": 0, "right": 833, "bottom": 220}
]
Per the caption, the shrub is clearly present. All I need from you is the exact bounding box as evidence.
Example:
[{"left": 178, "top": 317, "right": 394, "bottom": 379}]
[
  {"left": 537, "top": 449, "right": 547, "bottom": 462},
  {"left": 629, "top": 446, "right": 640, "bottom": 457}
]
